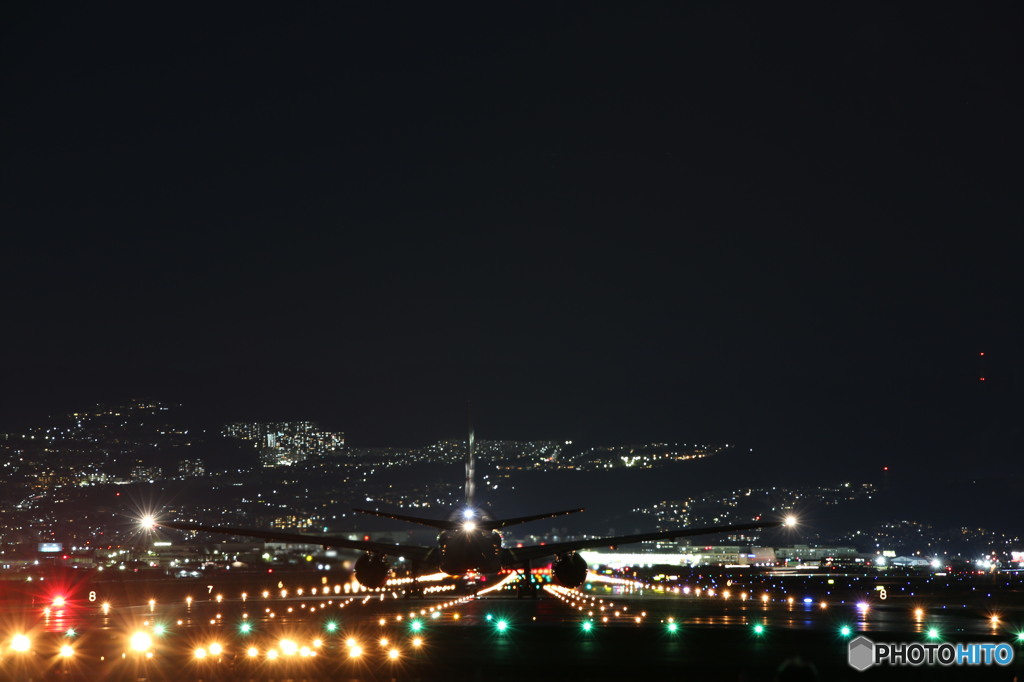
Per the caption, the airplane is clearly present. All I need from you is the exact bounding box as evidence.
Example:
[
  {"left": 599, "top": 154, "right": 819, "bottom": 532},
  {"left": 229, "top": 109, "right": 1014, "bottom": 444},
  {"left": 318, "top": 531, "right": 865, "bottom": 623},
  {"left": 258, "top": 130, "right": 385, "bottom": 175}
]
[{"left": 154, "top": 428, "right": 796, "bottom": 593}]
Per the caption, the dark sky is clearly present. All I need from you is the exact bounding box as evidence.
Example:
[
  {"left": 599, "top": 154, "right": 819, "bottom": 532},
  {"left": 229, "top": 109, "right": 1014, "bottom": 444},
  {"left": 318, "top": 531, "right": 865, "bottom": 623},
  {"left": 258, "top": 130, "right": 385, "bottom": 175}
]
[{"left": 2, "top": 3, "right": 1021, "bottom": 472}]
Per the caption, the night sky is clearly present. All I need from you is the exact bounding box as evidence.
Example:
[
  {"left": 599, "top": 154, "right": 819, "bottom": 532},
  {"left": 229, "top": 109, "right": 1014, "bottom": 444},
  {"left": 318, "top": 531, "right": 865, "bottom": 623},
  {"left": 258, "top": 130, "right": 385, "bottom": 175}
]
[{"left": 2, "top": 4, "right": 1021, "bottom": 475}]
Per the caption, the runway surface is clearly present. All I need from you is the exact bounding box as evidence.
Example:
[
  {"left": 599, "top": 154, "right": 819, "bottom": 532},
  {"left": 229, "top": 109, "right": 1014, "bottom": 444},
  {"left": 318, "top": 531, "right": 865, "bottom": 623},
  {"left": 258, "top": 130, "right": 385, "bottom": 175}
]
[{"left": 3, "top": 569, "right": 1024, "bottom": 680}]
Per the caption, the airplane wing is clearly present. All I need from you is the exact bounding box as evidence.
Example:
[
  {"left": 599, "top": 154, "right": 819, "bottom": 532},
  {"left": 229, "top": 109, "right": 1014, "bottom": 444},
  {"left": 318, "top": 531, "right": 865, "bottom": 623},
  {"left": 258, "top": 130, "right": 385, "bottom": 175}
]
[
  {"left": 351, "top": 508, "right": 451, "bottom": 529},
  {"left": 157, "top": 520, "right": 436, "bottom": 563},
  {"left": 505, "top": 519, "right": 787, "bottom": 563},
  {"left": 482, "top": 507, "right": 586, "bottom": 530}
]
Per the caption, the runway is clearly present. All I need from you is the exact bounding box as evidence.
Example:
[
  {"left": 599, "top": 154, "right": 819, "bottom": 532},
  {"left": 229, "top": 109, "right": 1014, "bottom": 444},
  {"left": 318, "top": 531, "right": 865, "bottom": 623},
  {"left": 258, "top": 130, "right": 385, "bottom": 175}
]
[{"left": 4, "top": 569, "right": 1024, "bottom": 680}]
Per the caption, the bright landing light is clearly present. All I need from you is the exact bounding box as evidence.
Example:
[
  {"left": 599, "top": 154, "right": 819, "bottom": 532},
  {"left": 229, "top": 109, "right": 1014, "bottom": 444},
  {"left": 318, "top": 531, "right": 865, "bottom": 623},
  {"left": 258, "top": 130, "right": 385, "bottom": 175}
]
[
  {"left": 140, "top": 515, "right": 157, "bottom": 530},
  {"left": 130, "top": 632, "right": 152, "bottom": 652},
  {"left": 462, "top": 521, "right": 477, "bottom": 532},
  {"left": 784, "top": 515, "right": 798, "bottom": 528}
]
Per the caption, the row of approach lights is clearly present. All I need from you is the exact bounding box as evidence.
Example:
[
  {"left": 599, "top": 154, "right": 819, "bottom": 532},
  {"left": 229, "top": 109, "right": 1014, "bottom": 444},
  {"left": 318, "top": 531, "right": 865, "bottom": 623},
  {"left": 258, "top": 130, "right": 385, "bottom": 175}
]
[{"left": 550, "top": 585, "right": 1024, "bottom": 643}]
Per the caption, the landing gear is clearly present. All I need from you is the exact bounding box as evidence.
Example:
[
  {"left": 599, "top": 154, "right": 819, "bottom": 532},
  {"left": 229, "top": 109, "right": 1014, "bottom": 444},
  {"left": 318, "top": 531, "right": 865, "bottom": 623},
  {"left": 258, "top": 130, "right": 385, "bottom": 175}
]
[
  {"left": 516, "top": 563, "right": 539, "bottom": 599},
  {"left": 404, "top": 576, "right": 424, "bottom": 599}
]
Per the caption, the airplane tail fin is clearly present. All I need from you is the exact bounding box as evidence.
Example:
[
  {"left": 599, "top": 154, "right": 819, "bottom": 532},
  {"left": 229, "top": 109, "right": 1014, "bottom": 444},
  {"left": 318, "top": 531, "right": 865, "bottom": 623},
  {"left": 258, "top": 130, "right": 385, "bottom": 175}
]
[{"left": 465, "top": 403, "right": 475, "bottom": 508}]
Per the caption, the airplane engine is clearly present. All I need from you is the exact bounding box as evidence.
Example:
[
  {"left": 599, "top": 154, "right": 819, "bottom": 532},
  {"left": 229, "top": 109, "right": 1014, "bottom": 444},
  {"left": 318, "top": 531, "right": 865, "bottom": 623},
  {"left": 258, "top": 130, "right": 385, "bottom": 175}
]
[
  {"left": 552, "top": 552, "right": 588, "bottom": 587},
  {"left": 354, "top": 553, "right": 391, "bottom": 588}
]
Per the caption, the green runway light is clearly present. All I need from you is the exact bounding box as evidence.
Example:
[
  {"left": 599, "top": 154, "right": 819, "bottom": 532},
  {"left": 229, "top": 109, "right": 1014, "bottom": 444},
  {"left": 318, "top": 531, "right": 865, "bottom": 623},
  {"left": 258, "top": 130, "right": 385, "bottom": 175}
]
[
  {"left": 152, "top": 624, "right": 166, "bottom": 636},
  {"left": 65, "top": 628, "right": 76, "bottom": 638},
  {"left": 410, "top": 620, "right": 423, "bottom": 632},
  {"left": 839, "top": 626, "right": 852, "bottom": 637},
  {"left": 581, "top": 621, "right": 593, "bottom": 632},
  {"left": 485, "top": 614, "right": 493, "bottom": 621},
  {"left": 667, "top": 622, "right": 679, "bottom": 633},
  {"left": 238, "top": 622, "right": 252, "bottom": 634},
  {"left": 753, "top": 623, "right": 765, "bottom": 635},
  {"left": 325, "top": 621, "right": 338, "bottom": 632},
  {"left": 1017, "top": 632, "right": 1024, "bottom": 643},
  {"left": 927, "top": 628, "right": 940, "bottom": 640},
  {"left": 495, "top": 620, "right": 508, "bottom": 632}
]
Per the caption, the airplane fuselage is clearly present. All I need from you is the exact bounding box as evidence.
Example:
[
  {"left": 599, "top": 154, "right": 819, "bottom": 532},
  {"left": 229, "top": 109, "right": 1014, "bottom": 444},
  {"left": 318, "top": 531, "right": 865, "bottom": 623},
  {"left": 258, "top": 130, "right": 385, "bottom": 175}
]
[{"left": 436, "top": 527, "right": 503, "bottom": 574}]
